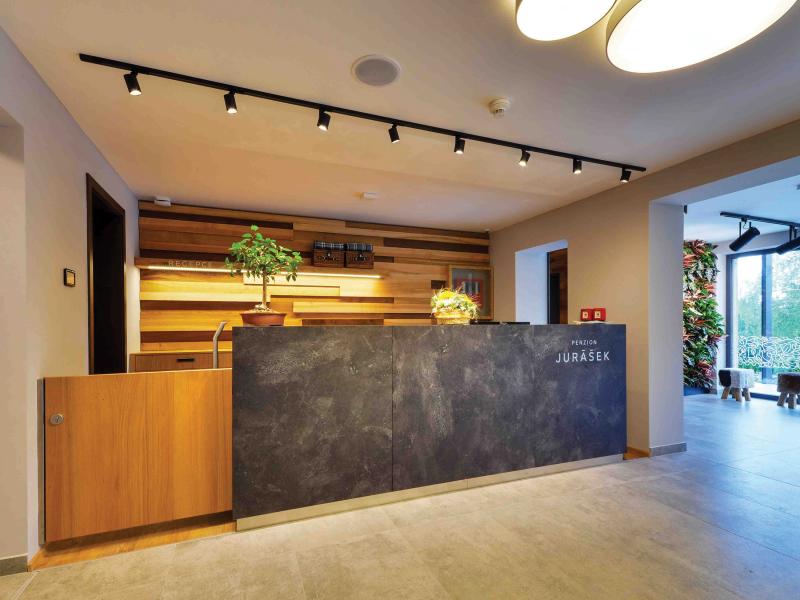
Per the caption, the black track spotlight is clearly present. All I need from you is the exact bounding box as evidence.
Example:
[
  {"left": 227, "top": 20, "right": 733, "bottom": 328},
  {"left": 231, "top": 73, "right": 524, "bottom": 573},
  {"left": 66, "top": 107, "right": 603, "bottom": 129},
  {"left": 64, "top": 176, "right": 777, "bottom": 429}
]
[
  {"left": 79, "top": 53, "right": 649, "bottom": 176},
  {"left": 729, "top": 223, "right": 761, "bottom": 252},
  {"left": 620, "top": 168, "right": 632, "bottom": 183},
  {"left": 317, "top": 109, "right": 331, "bottom": 131},
  {"left": 776, "top": 228, "right": 800, "bottom": 254},
  {"left": 224, "top": 91, "right": 237, "bottom": 114},
  {"left": 124, "top": 71, "right": 141, "bottom": 96},
  {"left": 518, "top": 150, "right": 531, "bottom": 167},
  {"left": 389, "top": 124, "right": 400, "bottom": 144}
]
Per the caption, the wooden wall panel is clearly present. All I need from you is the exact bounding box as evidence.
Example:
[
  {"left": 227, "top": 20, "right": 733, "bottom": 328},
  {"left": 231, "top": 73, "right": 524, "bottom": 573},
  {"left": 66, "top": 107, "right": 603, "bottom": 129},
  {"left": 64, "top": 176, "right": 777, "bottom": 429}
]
[
  {"left": 44, "top": 369, "right": 231, "bottom": 541},
  {"left": 137, "top": 200, "right": 490, "bottom": 351}
]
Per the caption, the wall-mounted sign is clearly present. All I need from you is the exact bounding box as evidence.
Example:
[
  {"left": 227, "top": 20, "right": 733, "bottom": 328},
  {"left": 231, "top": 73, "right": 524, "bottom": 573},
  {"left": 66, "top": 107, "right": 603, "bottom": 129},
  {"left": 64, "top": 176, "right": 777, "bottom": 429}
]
[{"left": 63, "top": 268, "right": 76, "bottom": 287}]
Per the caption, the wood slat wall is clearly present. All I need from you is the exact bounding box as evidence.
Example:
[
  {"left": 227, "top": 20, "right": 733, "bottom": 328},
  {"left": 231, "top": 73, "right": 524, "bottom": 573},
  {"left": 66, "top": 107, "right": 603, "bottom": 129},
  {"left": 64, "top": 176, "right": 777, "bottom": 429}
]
[{"left": 137, "top": 201, "right": 490, "bottom": 351}]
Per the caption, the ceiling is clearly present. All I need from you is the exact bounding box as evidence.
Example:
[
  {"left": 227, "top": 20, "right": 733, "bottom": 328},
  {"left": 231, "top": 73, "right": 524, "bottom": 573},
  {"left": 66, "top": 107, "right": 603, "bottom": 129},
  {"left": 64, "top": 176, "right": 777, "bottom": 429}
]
[
  {"left": 684, "top": 174, "right": 800, "bottom": 243},
  {"left": 3, "top": 0, "right": 800, "bottom": 231}
]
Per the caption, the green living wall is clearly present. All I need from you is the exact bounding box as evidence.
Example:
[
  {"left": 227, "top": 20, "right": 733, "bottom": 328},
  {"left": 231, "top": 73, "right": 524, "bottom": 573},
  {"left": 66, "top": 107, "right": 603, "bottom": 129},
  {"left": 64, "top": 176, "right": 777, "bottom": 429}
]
[{"left": 683, "top": 241, "right": 724, "bottom": 390}]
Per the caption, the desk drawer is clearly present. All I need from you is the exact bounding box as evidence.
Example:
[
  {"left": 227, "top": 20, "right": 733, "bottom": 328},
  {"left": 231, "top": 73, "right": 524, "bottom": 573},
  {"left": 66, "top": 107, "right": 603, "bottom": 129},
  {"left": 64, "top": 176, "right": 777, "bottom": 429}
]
[{"left": 130, "top": 352, "right": 213, "bottom": 372}]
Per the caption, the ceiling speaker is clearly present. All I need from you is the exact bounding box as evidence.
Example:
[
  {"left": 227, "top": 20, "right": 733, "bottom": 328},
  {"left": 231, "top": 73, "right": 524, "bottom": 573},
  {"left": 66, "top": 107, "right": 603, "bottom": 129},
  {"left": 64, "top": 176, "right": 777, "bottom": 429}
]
[{"left": 352, "top": 55, "right": 401, "bottom": 86}]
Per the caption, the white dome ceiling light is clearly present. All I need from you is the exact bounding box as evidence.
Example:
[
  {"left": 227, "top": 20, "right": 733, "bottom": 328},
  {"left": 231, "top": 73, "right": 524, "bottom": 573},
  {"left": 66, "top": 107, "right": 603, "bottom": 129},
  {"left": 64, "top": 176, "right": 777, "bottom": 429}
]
[
  {"left": 607, "top": 0, "right": 798, "bottom": 73},
  {"left": 515, "top": 0, "right": 616, "bottom": 41}
]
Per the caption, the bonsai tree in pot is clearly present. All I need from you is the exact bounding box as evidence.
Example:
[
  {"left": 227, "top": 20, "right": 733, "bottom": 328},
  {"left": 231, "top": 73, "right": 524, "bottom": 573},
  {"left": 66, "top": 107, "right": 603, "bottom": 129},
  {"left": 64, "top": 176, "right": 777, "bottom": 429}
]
[{"left": 226, "top": 225, "right": 303, "bottom": 326}]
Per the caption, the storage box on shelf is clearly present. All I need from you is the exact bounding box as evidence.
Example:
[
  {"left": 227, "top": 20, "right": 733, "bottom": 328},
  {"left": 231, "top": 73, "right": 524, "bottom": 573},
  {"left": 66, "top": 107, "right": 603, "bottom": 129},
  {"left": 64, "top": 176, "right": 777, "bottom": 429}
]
[
  {"left": 345, "top": 242, "right": 374, "bottom": 269},
  {"left": 312, "top": 241, "right": 345, "bottom": 267}
]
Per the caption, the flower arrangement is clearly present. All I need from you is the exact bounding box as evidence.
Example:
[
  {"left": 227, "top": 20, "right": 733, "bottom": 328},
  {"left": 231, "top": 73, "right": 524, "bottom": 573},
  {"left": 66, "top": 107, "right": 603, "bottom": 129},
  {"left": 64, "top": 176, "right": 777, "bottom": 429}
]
[
  {"left": 683, "top": 240, "right": 724, "bottom": 390},
  {"left": 431, "top": 287, "right": 478, "bottom": 324}
]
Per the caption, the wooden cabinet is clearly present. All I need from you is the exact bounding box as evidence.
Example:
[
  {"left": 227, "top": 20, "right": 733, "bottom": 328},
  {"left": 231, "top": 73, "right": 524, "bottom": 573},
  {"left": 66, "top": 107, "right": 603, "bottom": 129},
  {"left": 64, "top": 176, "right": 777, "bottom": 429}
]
[
  {"left": 129, "top": 351, "right": 231, "bottom": 372},
  {"left": 44, "top": 369, "right": 232, "bottom": 541}
]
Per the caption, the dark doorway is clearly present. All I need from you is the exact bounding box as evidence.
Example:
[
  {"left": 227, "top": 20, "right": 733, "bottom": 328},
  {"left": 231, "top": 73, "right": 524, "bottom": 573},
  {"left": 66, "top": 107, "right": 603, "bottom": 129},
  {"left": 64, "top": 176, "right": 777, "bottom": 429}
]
[
  {"left": 87, "top": 174, "right": 126, "bottom": 374},
  {"left": 547, "top": 249, "right": 568, "bottom": 324}
]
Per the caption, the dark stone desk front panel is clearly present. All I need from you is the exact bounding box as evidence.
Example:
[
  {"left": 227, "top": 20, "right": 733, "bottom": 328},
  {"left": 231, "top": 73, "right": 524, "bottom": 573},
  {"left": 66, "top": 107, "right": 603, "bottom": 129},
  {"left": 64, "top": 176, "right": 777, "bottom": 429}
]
[
  {"left": 233, "top": 324, "right": 626, "bottom": 520},
  {"left": 532, "top": 325, "right": 627, "bottom": 466},
  {"left": 392, "top": 326, "right": 537, "bottom": 489},
  {"left": 233, "top": 327, "right": 393, "bottom": 519}
]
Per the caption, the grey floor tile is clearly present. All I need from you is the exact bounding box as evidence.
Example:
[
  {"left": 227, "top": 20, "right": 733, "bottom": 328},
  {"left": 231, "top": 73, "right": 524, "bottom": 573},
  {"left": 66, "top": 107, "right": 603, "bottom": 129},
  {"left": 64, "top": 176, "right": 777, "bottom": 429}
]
[
  {"left": 726, "top": 450, "right": 800, "bottom": 487},
  {"left": 22, "top": 545, "right": 174, "bottom": 600},
  {"left": 0, "top": 573, "right": 34, "bottom": 600},
  {"left": 296, "top": 529, "right": 446, "bottom": 600},
  {"left": 625, "top": 473, "right": 800, "bottom": 559},
  {"left": 673, "top": 460, "right": 800, "bottom": 518}
]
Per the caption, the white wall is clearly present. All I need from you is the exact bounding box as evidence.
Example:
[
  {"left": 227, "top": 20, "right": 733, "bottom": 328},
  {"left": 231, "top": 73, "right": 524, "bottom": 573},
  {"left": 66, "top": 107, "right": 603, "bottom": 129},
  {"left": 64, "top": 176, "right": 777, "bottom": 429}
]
[
  {"left": 492, "top": 117, "right": 800, "bottom": 453},
  {"left": 515, "top": 240, "right": 567, "bottom": 324},
  {"left": 648, "top": 203, "right": 684, "bottom": 451},
  {"left": 0, "top": 26, "right": 139, "bottom": 561}
]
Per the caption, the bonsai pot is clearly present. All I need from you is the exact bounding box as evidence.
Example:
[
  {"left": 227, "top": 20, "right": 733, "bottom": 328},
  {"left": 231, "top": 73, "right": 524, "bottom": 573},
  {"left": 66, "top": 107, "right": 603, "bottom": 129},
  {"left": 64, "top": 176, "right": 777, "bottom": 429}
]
[
  {"left": 241, "top": 310, "right": 286, "bottom": 327},
  {"left": 435, "top": 311, "right": 471, "bottom": 325}
]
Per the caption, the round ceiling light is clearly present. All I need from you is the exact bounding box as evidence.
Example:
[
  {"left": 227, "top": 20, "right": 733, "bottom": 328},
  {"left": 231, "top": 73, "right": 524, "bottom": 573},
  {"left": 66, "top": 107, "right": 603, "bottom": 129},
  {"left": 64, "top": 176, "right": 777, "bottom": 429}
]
[
  {"left": 515, "top": 0, "right": 616, "bottom": 41},
  {"left": 607, "top": 0, "right": 798, "bottom": 73}
]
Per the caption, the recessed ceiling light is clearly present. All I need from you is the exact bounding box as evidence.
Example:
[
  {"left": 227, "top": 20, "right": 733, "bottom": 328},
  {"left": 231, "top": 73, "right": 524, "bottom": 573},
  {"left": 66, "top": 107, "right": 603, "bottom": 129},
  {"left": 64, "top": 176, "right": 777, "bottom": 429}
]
[
  {"left": 607, "top": 0, "right": 797, "bottom": 73},
  {"left": 516, "top": 0, "right": 616, "bottom": 41}
]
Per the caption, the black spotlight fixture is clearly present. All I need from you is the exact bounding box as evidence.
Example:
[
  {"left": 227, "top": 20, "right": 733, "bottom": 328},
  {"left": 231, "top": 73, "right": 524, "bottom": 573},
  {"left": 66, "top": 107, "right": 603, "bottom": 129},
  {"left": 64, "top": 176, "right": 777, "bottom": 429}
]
[
  {"left": 124, "top": 71, "right": 141, "bottom": 96},
  {"left": 388, "top": 124, "right": 400, "bottom": 144},
  {"left": 224, "top": 91, "right": 237, "bottom": 114},
  {"left": 620, "top": 168, "right": 632, "bottom": 183},
  {"left": 317, "top": 109, "right": 331, "bottom": 131},
  {"left": 79, "top": 54, "right": 650, "bottom": 176},
  {"left": 776, "top": 228, "right": 800, "bottom": 254},
  {"left": 729, "top": 221, "right": 761, "bottom": 252},
  {"left": 518, "top": 149, "right": 531, "bottom": 167}
]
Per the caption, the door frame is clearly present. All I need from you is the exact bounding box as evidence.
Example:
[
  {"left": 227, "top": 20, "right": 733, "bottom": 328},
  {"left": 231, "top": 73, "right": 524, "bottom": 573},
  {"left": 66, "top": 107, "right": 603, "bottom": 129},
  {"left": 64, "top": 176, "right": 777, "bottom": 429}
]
[{"left": 86, "top": 174, "right": 126, "bottom": 374}]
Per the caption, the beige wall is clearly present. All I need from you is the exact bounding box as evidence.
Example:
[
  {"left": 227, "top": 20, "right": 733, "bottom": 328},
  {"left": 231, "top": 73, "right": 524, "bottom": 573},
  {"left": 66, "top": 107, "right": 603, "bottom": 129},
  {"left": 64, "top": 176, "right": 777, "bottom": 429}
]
[
  {"left": 0, "top": 115, "right": 27, "bottom": 567},
  {"left": 0, "top": 27, "right": 139, "bottom": 561},
  {"left": 492, "top": 118, "right": 800, "bottom": 452}
]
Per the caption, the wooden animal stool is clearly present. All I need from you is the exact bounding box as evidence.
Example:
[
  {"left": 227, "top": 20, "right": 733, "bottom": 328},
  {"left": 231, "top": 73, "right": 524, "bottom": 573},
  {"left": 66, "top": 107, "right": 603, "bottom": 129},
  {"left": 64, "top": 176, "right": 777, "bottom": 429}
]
[
  {"left": 777, "top": 373, "right": 800, "bottom": 409},
  {"left": 718, "top": 368, "right": 755, "bottom": 403}
]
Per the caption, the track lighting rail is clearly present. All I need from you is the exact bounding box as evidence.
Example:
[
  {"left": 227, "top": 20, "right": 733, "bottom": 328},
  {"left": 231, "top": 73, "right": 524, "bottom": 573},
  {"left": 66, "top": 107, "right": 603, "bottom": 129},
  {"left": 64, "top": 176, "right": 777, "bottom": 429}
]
[
  {"left": 79, "top": 53, "right": 646, "bottom": 174},
  {"left": 720, "top": 212, "right": 800, "bottom": 229}
]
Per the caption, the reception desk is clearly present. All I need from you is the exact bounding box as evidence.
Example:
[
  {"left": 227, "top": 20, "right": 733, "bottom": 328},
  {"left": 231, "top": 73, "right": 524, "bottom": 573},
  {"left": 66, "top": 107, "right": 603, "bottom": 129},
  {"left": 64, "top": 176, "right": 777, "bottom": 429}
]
[{"left": 233, "top": 324, "right": 626, "bottom": 527}]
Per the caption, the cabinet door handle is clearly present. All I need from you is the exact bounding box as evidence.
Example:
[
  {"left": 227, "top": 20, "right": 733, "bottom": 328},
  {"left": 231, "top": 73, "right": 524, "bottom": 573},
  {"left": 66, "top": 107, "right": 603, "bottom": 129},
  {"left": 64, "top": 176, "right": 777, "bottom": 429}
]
[
  {"left": 49, "top": 414, "right": 64, "bottom": 426},
  {"left": 176, "top": 357, "right": 196, "bottom": 363}
]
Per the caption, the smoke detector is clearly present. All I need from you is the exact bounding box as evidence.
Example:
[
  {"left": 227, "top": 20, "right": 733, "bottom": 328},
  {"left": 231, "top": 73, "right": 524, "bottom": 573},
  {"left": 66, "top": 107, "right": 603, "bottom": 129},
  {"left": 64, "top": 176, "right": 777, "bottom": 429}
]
[
  {"left": 488, "top": 97, "right": 511, "bottom": 118},
  {"left": 154, "top": 195, "right": 172, "bottom": 207},
  {"left": 352, "top": 55, "right": 402, "bottom": 87}
]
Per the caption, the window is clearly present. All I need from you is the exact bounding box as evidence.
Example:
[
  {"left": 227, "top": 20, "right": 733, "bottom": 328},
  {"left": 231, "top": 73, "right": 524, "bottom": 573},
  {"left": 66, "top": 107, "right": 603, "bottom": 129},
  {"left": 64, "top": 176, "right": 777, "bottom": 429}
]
[{"left": 727, "top": 249, "right": 800, "bottom": 396}]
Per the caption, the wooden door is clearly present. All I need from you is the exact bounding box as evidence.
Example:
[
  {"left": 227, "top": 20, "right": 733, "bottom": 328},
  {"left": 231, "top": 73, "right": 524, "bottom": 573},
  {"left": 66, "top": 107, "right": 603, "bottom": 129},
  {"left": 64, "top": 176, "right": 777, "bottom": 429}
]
[{"left": 44, "top": 369, "right": 231, "bottom": 542}]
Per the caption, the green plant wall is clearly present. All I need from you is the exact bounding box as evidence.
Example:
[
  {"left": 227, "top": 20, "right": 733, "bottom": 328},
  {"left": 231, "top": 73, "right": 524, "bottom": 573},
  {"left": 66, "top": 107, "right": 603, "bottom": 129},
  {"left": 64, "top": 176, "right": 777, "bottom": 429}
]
[{"left": 683, "top": 241, "right": 725, "bottom": 390}]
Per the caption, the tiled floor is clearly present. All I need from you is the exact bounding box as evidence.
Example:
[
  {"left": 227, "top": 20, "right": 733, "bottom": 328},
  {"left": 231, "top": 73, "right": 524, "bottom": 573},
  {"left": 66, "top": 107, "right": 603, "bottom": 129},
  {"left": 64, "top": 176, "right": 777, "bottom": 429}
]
[{"left": 4, "top": 393, "right": 800, "bottom": 599}]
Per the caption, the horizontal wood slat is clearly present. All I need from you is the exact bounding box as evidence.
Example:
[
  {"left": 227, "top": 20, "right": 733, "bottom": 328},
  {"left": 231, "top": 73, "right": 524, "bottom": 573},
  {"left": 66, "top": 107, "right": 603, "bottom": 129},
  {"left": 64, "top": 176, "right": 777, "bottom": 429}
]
[{"left": 137, "top": 200, "right": 490, "bottom": 350}]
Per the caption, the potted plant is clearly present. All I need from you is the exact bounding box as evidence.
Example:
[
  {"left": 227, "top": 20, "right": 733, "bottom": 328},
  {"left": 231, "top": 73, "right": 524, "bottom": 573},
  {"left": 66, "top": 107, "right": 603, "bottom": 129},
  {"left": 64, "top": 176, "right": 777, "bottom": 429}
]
[
  {"left": 226, "top": 225, "right": 303, "bottom": 326},
  {"left": 431, "top": 287, "right": 479, "bottom": 325}
]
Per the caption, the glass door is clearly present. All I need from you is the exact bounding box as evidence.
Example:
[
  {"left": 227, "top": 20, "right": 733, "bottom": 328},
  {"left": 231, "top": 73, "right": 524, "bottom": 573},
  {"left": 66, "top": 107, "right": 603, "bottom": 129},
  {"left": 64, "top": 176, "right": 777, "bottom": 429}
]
[{"left": 728, "top": 250, "right": 800, "bottom": 396}]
